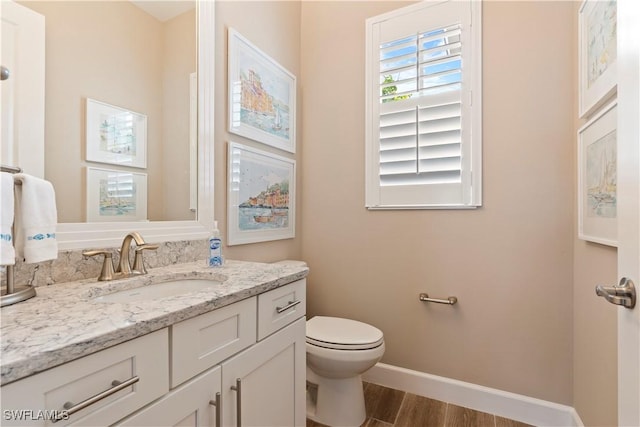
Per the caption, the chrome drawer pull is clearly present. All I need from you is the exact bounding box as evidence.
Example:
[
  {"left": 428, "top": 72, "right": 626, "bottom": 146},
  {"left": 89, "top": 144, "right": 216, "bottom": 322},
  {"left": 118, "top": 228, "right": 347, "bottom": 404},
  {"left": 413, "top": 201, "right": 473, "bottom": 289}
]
[
  {"left": 53, "top": 376, "right": 139, "bottom": 422},
  {"left": 209, "top": 392, "right": 222, "bottom": 427},
  {"left": 230, "top": 378, "right": 242, "bottom": 427},
  {"left": 276, "top": 300, "right": 301, "bottom": 314}
]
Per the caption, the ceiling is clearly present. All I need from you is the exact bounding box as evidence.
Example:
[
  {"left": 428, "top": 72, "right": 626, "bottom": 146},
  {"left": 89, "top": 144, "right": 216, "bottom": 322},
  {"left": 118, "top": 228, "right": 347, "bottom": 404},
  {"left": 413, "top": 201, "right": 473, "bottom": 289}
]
[{"left": 129, "top": 0, "right": 195, "bottom": 22}]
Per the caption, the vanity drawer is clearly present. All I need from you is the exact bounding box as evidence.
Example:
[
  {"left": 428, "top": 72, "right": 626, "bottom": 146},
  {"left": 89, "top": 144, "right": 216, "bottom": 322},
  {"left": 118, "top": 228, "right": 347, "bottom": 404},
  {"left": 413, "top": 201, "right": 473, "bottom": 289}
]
[
  {"left": 257, "top": 279, "right": 306, "bottom": 340},
  {"left": 171, "top": 296, "right": 256, "bottom": 387},
  {"left": 1, "top": 329, "right": 169, "bottom": 427}
]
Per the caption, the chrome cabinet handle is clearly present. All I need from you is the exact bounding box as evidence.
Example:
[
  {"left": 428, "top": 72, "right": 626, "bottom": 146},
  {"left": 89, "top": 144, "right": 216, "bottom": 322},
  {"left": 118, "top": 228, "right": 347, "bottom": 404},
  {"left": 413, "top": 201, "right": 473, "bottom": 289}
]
[
  {"left": 276, "top": 300, "right": 301, "bottom": 314},
  {"left": 209, "top": 392, "right": 222, "bottom": 427},
  {"left": 53, "top": 376, "right": 139, "bottom": 423},
  {"left": 230, "top": 378, "right": 242, "bottom": 427}
]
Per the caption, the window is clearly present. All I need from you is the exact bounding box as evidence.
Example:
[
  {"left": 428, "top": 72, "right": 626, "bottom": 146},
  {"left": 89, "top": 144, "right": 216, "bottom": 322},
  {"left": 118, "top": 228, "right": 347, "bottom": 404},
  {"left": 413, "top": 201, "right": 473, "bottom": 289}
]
[{"left": 365, "top": 0, "right": 482, "bottom": 209}]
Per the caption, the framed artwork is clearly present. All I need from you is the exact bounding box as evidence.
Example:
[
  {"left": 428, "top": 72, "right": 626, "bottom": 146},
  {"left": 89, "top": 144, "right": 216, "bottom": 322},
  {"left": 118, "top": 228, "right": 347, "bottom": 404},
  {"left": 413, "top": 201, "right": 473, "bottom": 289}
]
[
  {"left": 578, "top": 100, "right": 617, "bottom": 247},
  {"left": 228, "top": 28, "right": 296, "bottom": 153},
  {"left": 227, "top": 142, "right": 295, "bottom": 245},
  {"left": 86, "top": 98, "right": 147, "bottom": 168},
  {"left": 578, "top": 0, "right": 617, "bottom": 118},
  {"left": 86, "top": 167, "right": 148, "bottom": 222}
]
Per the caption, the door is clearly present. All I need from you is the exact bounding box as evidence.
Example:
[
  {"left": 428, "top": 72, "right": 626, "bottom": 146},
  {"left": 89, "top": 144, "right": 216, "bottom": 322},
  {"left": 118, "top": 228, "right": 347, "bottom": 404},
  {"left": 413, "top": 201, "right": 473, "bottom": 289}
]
[
  {"left": 0, "top": 0, "right": 44, "bottom": 176},
  {"left": 221, "top": 318, "right": 306, "bottom": 427},
  {"left": 117, "top": 367, "right": 221, "bottom": 427},
  {"left": 617, "top": 0, "right": 639, "bottom": 424}
]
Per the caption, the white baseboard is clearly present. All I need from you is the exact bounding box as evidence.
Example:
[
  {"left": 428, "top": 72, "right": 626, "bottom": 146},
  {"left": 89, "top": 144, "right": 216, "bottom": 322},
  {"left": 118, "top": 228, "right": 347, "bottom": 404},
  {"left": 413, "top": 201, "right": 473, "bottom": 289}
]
[{"left": 362, "top": 363, "right": 584, "bottom": 427}]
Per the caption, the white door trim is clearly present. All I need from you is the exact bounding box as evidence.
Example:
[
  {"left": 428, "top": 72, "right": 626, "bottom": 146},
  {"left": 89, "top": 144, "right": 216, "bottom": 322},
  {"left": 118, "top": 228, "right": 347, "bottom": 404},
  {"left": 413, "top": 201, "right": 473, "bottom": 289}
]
[{"left": 616, "top": 0, "right": 640, "bottom": 425}]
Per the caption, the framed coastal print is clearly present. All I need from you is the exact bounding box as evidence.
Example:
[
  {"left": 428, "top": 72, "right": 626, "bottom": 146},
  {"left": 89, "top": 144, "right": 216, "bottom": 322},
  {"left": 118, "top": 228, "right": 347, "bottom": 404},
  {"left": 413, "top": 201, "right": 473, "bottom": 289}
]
[
  {"left": 578, "top": 100, "right": 617, "bottom": 247},
  {"left": 227, "top": 142, "right": 295, "bottom": 245},
  {"left": 578, "top": 0, "right": 617, "bottom": 118},
  {"left": 228, "top": 28, "right": 296, "bottom": 153},
  {"left": 86, "top": 167, "right": 148, "bottom": 222},
  {"left": 86, "top": 98, "right": 147, "bottom": 168}
]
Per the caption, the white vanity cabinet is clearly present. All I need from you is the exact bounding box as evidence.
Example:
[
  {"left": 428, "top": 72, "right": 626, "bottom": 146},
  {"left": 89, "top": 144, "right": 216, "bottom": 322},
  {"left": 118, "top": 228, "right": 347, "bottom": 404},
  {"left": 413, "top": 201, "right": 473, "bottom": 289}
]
[
  {"left": 0, "top": 279, "right": 307, "bottom": 427},
  {"left": 120, "top": 278, "right": 306, "bottom": 427}
]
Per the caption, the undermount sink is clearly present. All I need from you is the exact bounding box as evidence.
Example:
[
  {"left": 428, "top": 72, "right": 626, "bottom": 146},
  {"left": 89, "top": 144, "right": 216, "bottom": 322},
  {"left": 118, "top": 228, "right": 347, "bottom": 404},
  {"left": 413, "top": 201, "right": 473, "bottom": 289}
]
[{"left": 93, "top": 278, "right": 223, "bottom": 303}]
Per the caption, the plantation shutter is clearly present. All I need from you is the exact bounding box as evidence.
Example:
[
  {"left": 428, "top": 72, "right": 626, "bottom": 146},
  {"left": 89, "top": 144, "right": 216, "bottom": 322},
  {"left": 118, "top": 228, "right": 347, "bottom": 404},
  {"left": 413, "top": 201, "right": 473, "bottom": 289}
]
[{"left": 366, "top": 1, "right": 482, "bottom": 209}]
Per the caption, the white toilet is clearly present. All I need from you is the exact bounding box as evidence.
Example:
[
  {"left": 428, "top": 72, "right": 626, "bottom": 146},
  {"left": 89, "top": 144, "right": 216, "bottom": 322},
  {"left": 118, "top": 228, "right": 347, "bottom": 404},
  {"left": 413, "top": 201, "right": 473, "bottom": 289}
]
[
  {"left": 306, "top": 316, "right": 385, "bottom": 427},
  {"left": 274, "top": 260, "right": 385, "bottom": 426}
]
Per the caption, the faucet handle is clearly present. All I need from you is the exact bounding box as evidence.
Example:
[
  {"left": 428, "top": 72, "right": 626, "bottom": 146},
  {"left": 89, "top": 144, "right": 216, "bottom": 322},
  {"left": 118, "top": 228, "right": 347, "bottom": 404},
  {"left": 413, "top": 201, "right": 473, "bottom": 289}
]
[
  {"left": 82, "top": 250, "right": 116, "bottom": 281},
  {"left": 132, "top": 244, "right": 159, "bottom": 275}
]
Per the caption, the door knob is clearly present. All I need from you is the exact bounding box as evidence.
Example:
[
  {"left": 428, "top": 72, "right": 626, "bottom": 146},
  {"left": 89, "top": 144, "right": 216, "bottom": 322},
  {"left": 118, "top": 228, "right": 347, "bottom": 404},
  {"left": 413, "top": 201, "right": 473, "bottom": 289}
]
[{"left": 595, "top": 278, "right": 636, "bottom": 309}]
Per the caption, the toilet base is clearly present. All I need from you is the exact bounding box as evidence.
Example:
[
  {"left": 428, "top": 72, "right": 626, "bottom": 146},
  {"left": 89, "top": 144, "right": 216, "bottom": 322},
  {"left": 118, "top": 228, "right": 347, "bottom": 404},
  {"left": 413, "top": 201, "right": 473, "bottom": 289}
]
[{"left": 306, "top": 367, "right": 366, "bottom": 427}]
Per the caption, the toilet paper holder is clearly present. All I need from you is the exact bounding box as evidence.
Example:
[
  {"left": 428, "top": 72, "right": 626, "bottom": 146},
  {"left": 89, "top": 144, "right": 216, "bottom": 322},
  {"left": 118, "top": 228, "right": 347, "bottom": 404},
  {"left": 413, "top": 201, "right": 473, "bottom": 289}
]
[{"left": 419, "top": 293, "right": 458, "bottom": 305}]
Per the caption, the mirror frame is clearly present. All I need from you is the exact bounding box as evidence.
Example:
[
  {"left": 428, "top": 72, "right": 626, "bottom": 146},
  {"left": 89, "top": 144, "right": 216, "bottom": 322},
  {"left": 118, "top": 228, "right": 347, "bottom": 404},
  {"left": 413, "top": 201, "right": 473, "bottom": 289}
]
[{"left": 56, "top": 1, "right": 215, "bottom": 250}]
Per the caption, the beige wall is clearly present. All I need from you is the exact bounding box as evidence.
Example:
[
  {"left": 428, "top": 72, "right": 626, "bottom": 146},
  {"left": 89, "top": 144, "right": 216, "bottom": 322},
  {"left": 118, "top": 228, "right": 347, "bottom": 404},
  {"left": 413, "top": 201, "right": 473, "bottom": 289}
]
[
  {"left": 573, "top": 243, "right": 617, "bottom": 425},
  {"left": 571, "top": 3, "right": 619, "bottom": 426},
  {"left": 301, "top": 1, "right": 575, "bottom": 404},
  {"left": 214, "top": 1, "right": 302, "bottom": 262},
  {"left": 28, "top": 1, "right": 165, "bottom": 222},
  {"left": 28, "top": 2, "right": 197, "bottom": 223},
  {"left": 162, "top": 9, "right": 197, "bottom": 221}
]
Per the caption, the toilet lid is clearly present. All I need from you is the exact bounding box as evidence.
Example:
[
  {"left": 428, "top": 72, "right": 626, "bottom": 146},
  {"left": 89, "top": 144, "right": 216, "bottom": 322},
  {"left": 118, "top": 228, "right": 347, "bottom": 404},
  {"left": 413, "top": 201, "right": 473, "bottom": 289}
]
[{"left": 306, "top": 316, "right": 384, "bottom": 350}]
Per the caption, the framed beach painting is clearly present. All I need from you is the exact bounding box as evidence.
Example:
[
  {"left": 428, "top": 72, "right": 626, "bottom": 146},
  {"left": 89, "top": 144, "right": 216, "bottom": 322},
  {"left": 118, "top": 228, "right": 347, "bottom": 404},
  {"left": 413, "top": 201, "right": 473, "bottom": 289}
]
[
  {"left": 86, "top": 98, "right": 147, "bottom": 168},
  {"left": 86, "top": 167, "right": 148, "bottom": 222},
  {"left": 578, "top": 0, "right": 617, "bottom": 118},
  {"left": 578, "top": 100, "right": 617, "bottom": 247},
  {"left": 228, "top": 28, "right": 296, "bottom": 153},
  {"left": 227, "top": 142, "right": 295, "bottom": 245}
]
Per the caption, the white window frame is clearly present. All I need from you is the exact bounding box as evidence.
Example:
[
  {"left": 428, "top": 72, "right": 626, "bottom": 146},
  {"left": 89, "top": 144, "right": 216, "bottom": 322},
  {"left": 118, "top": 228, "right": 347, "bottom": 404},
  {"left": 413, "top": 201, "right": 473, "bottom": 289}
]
[{"left": 365, "top": 0, "right": 482, "bottom": 210}]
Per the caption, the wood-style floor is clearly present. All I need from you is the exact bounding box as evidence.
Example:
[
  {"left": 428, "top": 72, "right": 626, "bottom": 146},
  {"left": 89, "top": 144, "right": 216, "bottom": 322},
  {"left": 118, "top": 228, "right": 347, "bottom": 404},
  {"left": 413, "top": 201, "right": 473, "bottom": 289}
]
[{"left": 307, "top": 382, "right": 534, "bottom": 427}]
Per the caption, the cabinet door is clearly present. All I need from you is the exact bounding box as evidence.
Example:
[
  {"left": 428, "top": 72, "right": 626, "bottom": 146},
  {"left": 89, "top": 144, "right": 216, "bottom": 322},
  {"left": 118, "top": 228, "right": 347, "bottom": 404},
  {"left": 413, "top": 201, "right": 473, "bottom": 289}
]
[
  {"left": 117, "top": 366, "right": 221, "bottom": 427},
  {"left": 221, "top": 318, "right": 306, "bottom": 427}
]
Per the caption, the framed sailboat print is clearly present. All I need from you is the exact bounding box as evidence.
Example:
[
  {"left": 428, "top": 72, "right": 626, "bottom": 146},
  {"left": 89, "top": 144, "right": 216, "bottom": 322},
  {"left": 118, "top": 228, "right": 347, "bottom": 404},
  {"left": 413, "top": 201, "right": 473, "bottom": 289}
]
[
  {"left": 86, "top": 167, "right": 148, "bottom": 222},
  {"left": 578, "top": 0, "right": 617, "bottom": 118},
  {"left": 578, "top": 100, "right": 617, "bottom": 246},
  {"left": 227, "top": 142, "right": 296, "bottom": 245},
  {"left": 228, "top": 28, "right": 296, "bottom": 153}
]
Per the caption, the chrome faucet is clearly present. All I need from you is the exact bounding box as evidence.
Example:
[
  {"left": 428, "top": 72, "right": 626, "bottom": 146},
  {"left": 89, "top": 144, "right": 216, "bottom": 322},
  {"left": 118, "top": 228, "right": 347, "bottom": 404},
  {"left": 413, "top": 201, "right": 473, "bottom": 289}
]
[
  {"left": 117, "top": 231, "right": 146, "bottom": 275},
  {"left": 83, "top": 232, "right": 158, "bottom": 281}
]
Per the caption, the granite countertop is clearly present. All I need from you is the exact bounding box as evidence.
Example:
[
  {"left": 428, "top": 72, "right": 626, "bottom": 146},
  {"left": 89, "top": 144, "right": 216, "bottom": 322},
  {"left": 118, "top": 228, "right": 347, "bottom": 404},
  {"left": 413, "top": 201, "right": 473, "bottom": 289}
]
[{"left": 0, "top": 260, "right": 308, "bottom": 386}]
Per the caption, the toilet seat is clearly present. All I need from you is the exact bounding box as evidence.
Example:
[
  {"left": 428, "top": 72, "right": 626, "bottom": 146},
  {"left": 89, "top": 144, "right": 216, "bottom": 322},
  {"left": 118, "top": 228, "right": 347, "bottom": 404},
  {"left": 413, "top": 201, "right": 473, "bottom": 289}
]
[{"left": 306, "top": 316, "right": 384, "bottom": 350}]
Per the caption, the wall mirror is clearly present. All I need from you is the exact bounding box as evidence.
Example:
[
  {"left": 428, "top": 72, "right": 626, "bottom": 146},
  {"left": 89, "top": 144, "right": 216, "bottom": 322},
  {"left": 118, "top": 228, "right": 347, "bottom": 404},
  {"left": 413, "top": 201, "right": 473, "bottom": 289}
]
[{"left": 2, "top": 1, "right": 214, "bottom": 250}]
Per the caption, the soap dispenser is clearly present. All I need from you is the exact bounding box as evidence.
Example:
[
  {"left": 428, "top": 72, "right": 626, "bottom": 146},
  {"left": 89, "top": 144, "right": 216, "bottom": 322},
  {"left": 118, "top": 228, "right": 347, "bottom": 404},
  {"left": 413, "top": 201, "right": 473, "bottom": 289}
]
[{"left": 208, "top": 221, "right": 223, "bottom": 267}]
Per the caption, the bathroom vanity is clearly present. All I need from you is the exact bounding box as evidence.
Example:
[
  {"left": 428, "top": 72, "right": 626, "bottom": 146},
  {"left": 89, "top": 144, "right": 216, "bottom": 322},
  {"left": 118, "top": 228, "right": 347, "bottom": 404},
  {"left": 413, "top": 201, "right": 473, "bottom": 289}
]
[{"left": 0, "top": 260, "right": 308, "bottom": 427}]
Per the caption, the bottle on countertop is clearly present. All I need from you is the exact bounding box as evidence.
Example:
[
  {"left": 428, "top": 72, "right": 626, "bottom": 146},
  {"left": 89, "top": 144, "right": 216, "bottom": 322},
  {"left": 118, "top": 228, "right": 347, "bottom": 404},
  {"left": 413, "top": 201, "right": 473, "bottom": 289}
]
[{"left": 207, "top": 221, "right": 223, "bottom": 267}]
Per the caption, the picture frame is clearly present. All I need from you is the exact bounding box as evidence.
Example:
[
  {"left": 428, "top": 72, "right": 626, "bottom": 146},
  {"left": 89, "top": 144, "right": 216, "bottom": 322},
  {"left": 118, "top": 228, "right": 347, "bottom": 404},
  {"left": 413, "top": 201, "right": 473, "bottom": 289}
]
[
  {"left": 227, "top": 142, "right": 295, "bottom": 245},
  {"left": 86, "top": 167, "right": 148, "bottom": 222},
  {"left": 578, "top": 0, "right": 617, "bottom": 118},
  {"left": 86, "top": 98, "right": 147, "bottom": 168},
  {"left": 578, "top": 100, "right": 617, "bottom": 247},
  {"left": 228, "top": 28, "right": 296, "bottom": 154}
]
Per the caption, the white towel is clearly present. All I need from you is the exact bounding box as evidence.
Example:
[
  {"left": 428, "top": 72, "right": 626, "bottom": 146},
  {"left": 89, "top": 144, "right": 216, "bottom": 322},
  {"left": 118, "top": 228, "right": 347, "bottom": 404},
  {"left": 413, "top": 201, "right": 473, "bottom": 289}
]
[
  {"left": 0, "top": 172, "right": 16, "bottom": 265},
  {"left": 14, "top": 174, "right": 58, "bottom": 264}
]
